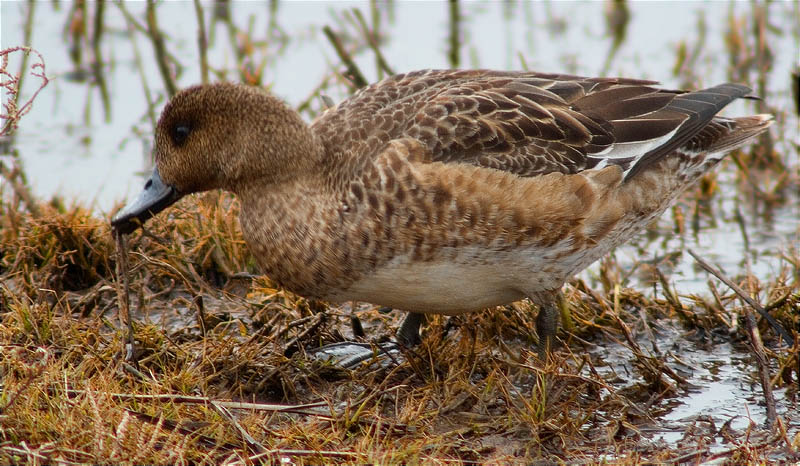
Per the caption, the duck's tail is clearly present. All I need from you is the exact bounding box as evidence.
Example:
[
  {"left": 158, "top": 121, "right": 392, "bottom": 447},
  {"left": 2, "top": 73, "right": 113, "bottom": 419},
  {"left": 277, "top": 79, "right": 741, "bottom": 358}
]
[
  {"left": 691, "top": 113, "right": 774, "bottom": 160},
  {"left": 622, "top": 84, "right": 772, "bottom": 181}
]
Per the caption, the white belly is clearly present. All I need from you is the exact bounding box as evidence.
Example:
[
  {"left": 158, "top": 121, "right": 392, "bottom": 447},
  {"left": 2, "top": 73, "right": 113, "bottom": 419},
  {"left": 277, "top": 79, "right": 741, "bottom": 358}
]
[{"left": 327, "top": 244, "right": 581, "bottom": 314}]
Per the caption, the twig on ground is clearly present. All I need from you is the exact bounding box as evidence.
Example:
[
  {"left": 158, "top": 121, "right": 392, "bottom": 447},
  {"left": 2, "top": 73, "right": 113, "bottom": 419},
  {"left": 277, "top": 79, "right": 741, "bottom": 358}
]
[
  {"left": 120, "top": 362, "right": 153, "bottom": 383},
  {"left": 125, "top": 409, "right": 240, "bottom": 450},
  {"left": 742, "top": 304, "right": 778, "bottom": 424},
  {"left": 283, "top": 312, "right": 327, "bottom": 356},
  {"left": 208, "top": 399, "right": 267, "bottom": 455},
  {"left": 114, "top": 234, "right": 137, "bottom": 362},
  {"left": 611, "top": 311, "right": 687, "bottom": 390},
  {"left": 247, "top": 449, "right": 358, "bottom": 463},
  {"left": 194, "top": 295, "right": 207, "bottom": 337},
  {"left": 60, "top": 389, "right": 332, "bottom": 417},
  {"left": 687, "top": 248, "right": 793, "bottom": 347},
  {"left": 687, "top": 248, "right": 789, "bottom": 422}
]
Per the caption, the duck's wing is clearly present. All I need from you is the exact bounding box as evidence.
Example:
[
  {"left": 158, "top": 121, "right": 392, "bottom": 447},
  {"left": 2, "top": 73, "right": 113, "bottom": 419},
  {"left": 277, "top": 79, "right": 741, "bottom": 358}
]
[{"left": 322, "top": 69, "right": 754, "bottom": 180}]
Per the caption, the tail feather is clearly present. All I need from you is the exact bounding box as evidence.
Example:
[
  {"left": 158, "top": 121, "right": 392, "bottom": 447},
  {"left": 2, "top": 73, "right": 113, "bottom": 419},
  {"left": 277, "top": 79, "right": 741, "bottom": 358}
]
[
  {"left": 623, "top": 83, "right": 756, "bottom": 181},
  {"left": 699, "top": 114, "right": 773, "bottom": 159}
]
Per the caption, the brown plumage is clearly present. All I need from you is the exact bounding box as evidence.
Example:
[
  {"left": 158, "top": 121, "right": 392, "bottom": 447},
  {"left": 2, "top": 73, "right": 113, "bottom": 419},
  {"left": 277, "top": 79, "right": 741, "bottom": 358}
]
[{"left": 112, "top": 69, "right": 773, "bottom": 356}]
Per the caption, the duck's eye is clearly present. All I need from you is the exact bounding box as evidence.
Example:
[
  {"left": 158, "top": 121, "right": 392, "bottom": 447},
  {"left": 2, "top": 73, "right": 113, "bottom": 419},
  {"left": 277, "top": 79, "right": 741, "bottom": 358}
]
[{"left": 172, "top": 124, "right": 191, "bottom": 146}]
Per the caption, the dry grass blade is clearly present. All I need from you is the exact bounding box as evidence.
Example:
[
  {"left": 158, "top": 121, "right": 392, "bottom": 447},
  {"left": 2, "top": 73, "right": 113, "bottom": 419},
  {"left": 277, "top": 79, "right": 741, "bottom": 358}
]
[
  {"left": 687, "top": 248, "right": 789, "bottom": 423},
  {"left": 114, "top": 233, "right": 136, "bottom": 361},
  {"left": 60, "top": 389, "right": 329, "bottom": 415},
  {"left": 246, "top": 448, "right": 358, "bottom": 463},
  {"left": 687, "top": 248, "right": 794, "bottom": 349},
  {"left": 209, "top": 400, "right": 267, "bottom": 454}
]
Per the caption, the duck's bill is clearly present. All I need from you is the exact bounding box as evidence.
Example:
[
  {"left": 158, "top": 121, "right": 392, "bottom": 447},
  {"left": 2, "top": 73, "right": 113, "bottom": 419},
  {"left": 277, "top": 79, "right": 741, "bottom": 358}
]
[{"left": 111, "top": 167, "right": 181, "bottom": 235}]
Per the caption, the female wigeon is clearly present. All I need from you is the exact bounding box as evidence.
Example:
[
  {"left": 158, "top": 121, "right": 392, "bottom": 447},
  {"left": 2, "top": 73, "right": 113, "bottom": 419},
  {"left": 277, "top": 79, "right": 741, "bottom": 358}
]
[{"left": 112, "top": 69, "right": 771, "bottom": 361}]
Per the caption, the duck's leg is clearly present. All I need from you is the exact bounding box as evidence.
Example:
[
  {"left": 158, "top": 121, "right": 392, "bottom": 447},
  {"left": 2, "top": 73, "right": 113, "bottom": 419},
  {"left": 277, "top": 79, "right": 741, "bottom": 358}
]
[
  {"left": 350, "top": 301, "right": 365, "bottom": 338},
  {"left": 396, "top": 312, "right": 424, "bottom": 347},
  {"left": 533, "top": 290, "right": 562, "bottom": 359}
]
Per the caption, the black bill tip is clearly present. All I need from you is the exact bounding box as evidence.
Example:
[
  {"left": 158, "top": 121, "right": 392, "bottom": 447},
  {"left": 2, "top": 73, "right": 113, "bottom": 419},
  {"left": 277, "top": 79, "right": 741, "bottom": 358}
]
[{"left": 111, "top": 168, "right": 181, "bottom": 236}]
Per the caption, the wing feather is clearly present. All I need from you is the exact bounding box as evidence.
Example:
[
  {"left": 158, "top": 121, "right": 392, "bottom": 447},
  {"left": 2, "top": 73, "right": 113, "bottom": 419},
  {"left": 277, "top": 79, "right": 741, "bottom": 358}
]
[{"left": 312, "top": 70, "right": 758, "bottom": 181}]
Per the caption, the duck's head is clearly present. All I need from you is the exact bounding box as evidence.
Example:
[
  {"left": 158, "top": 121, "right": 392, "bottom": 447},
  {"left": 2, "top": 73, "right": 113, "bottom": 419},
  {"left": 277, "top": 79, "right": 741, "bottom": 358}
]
[{"left": 111, "top": 82, "right": 317, "bottom": 235}]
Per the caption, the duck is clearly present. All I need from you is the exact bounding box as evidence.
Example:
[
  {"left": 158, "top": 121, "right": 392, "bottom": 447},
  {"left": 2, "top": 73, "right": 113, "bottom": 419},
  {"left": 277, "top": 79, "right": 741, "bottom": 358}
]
[{"left": 111, "top": 69, "right": 772, "bottom": 362}]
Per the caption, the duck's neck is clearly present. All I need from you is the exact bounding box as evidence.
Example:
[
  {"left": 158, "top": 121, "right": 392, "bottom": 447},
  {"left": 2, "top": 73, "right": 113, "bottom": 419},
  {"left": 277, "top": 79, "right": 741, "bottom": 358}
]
[{"left": 235, "top": 176, "right": 347, "bottom": 298}]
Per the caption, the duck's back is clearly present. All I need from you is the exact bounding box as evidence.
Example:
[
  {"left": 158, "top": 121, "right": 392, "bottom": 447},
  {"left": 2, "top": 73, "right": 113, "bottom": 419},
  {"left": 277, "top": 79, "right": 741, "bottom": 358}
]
[{"left": 310, "top": 69, "right": 768, "bottom": 183}]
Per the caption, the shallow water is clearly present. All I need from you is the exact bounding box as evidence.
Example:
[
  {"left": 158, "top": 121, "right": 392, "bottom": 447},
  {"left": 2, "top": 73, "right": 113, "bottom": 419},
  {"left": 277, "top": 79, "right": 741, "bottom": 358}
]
[{"left": 588, "top": 324, "right": 795, "bottom": 450}]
